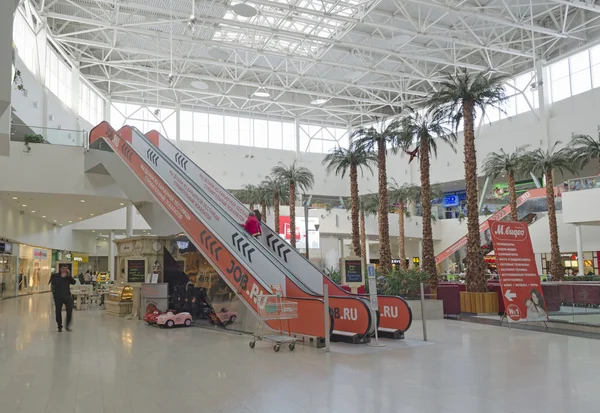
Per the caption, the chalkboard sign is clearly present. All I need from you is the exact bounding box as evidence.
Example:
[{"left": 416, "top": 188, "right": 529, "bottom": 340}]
[
  {"left": 127, "top": 260, "right": 146, "bottom": 283},
  {"left": 345, "top": 260, "right": 363, "bottom": 283}
]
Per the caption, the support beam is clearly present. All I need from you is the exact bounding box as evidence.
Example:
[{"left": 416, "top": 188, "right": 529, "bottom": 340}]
[
  {"left": 575, "top": 224, "right": 585, "bottom": 275},
  {"left": 478, "top": 176, "right": 491, "bottom": 211},
  {"left": 175, "top": 102, "right": 180, "bottom": 147},
  {"left": 126, "top": 205, "right": 134, "bottom": 238},
  {"left": 108, "top": 230, "right": 115, "bottom": 281},
  {"left": 530, "top": 172, "right": 542, "bottom": 189}
]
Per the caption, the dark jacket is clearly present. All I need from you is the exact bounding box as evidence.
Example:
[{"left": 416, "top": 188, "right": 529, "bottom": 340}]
[{"left": 50, "top": 273, "right": 76, "bottom": 299}]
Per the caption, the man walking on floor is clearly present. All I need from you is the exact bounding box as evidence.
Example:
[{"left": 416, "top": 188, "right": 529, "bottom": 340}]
[{"left": 50, "top": 266, "right": 76, "bottom": 332}]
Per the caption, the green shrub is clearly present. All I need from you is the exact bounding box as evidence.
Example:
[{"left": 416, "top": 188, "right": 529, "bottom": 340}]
[
  {"left": 378, "top": 268, "right": 430, "bottom": 298},
  {"left": 564, "top": 275, "right": 600, "bottom": 282},
  {"left": 323, "top": 267, "right": 341, "bottom": 284},
  {"left": 24, "top": 133, "right": 45, "bottom": 144}
]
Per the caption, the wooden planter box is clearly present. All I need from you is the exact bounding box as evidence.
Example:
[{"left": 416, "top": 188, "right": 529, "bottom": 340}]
[{"left": 460, "top": 291, "right": 499, "bottom": 314}]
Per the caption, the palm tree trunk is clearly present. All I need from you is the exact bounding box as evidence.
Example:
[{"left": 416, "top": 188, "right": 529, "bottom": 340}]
[
  {"left": 398, "top": 205, "right": 406, "bottom": 270},
  {"left": 261, "top": 201, "right": 267, "bottom": 223},
  {"left": 420, "top": 138, "right": 437, "bottom": 290},
  {"left": 350, "top": 164, "right": 361, "bottom": 256},
  {"left": 289, "top": 182, "right": 296, "bottom": 248},
  {"left": 545, "top": 169, "right": 563, "bottom": 280},
  {"left": 508, "top": 170, "right": 518, "bottom": 221},
  {"left": 462, "top": 101, "right": 486, "bottom": 292},
  {"left": 360, "top": 207, "right": 367, "bottom": 274},
  {"left": 274, "top": 193, "right": 280, "bottom": 234},
  {"left": 377, "top": 139, "right": 392, "bottom": 274}
]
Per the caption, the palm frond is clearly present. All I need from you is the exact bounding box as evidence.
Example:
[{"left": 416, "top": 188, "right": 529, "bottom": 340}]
[{"left": 481, "top": 145, "right": 528, "bottom": 179}]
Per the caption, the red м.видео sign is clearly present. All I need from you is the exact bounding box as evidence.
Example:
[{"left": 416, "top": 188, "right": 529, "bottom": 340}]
[{"left": 489, "top": 220, "right": 548, "bottom": 323}]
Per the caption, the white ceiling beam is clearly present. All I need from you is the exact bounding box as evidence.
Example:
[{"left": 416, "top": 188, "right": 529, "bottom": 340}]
[
  {"left": 550, "top": 0, "right": 600, "bottom": 14},
  {"left": 403, "top": 0, "right": 576, "bottom": 39},
  {"left": 79, "top": 58, "right": 414, "bottom": 106},
  {"left": 87, "top": 74, "right": 393, "bottom": 118},
  {"left": 46, "top": 12, "right": 437, "bottom": 83},
  {"left": 46, "top": 5, "right": 488, "bottom": 70}
]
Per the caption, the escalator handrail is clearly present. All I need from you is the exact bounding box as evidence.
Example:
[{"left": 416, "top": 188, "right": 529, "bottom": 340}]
[{"left": 146, "top": 129, "right": 368, "bottom": 296}]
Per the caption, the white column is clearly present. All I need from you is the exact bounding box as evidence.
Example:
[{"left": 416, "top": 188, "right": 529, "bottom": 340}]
[
  {"left": 71, "top": 61, "right": 80, "bottom": 117},
  {"left": 294, "top": 117, "right": 301, "bottom": 156},
  {"left": 104, "top": 97, "right": 111, "bottom": 123},
  {"left": 175, "top": 102, "right": 181, "bottom": 147},
  {"left": 575, "top": 224, "right": 585, "bottom": 275},
  {"left": 418, "top": 239, "right": 423, "bottom": 269},
  {"left": 35, "top": 20, "right": 49, "bottom": 131},
  {"left": 0, "top": 2, "right": 17, "bottom": 156},
  {"left": 338, "top": 237, "right": 344, "bottom": 260},
  {"left": 478, "top": 176, "right": 490, "bottom": 211},
  {"left": 126, "top": 205, "right": 134, "bottom": 238},
  {"left": 535, "top": 60, "right": 551, "bottom": 149},
  {"left": 108, "top": 230, "right": 115, "bottom": 281}
]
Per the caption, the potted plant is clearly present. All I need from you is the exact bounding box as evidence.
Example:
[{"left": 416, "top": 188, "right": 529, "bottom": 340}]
[{"left": 24, "top": 133, "right": 45, "bottom": 153}]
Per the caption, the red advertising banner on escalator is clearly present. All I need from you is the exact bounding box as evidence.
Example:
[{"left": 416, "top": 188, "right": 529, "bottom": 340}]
[{"left": 489, "top": 220, "right": 548, "bottom": 323}]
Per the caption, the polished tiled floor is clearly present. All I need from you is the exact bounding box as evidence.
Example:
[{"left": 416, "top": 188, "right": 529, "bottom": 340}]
[{"left": 1, "top": 294, "right": 599, "bottom": 413}]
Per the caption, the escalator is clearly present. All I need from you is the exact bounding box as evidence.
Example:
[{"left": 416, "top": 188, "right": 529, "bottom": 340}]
[
  {"left": 144, "top": 129, "right": 412, "bottom": 339},
  {"left": 89, "top": 122, "right": 372, "bottom": 343},
  {"left": 436, "top": 188, "right": 558, "bottom": 267}
]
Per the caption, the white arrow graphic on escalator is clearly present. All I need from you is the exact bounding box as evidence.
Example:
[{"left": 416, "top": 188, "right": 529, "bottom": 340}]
[{"left": 504, "top": 290, "right": 517, "bottom": 302}]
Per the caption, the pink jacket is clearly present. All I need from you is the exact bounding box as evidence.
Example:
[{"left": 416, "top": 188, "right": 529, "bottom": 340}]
[{"left": 243, "top": 216, "right": 262, "bottom": 237}]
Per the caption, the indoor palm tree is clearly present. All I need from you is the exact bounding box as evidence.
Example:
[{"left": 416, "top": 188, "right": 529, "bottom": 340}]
[
  {"left": 387, "top": 180, "right": 420, "bottom": 271},
  {"left": 569, "top": 133, "right": 600, "bottom": 173},
  {"left": 520, "top": 142, "right": 576, "bottom": 280},
  {"left": 481, "top": 146, "right": 528, "bottom": 221},
  {"left": 256, "top": 183, "right": 271, "bottom": 223},
  {"left": 232, "top": 184, "right": 260, "bottom": 210},
  {"left": 360, "top": 194, "right": 379, "bottom": 272},
  {"left": 352, "top": 118, "right": 402, "bottom": 273},
  {"left": 261, "top": 176, "right": 288, "bottom": 233},
  {"left": 396, "top": 107, "right": 457, "bottom": 285},
  {"left": 428, "top": 69, "right": 508, "bottom": 292},
  {"left": 323, "top": 145, "right": 377, "bottom": 257},
  {"left": 272, "top": 160, "right": 314, "bottom": 248}
]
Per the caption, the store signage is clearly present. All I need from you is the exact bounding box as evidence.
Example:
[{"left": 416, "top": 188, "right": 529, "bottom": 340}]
[
  {"left": 442, "top": 191, "right": 466, "bottom": 207},
  {"left": 490, "top": 220, "right": 548, "bottom": 323},
  {"left": 33, "top": 248, "right": 48, "bottom": 260},
  {"left": 344, "top": 259, "right": 363, "bottom": 283},
  {"left": 72, "top": 253, "right": 89, "bottom": 263},
  {"left": 127, "top": 259, "right": 146, "bottom": 283},
  {"left": 278, "top": 216, "right": 320, "bottom": 248}
]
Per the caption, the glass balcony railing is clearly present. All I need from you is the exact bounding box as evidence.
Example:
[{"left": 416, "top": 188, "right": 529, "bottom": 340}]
[
  {"left": 566, "top": 175, "right": 600, "bottom": 192},
  {"left": 12, "top": 124, "right": 88, "bottom": 148}
]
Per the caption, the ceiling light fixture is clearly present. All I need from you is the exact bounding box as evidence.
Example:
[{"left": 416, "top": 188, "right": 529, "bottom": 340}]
[
  {"left": 208, "top": 47, "right": 230, "bottom": 61},
  {"left": 92, "top": 230, "right": 95, "bottom": 233},
  {"left": 78, "top": 217, "right": 83, "bottom": 220},
  {"left": 31, "top": 211, "right": 35, "bottom": 213},
  {"left": 191, "top": 80, "right": 209, "bottom": 90},
  {"left": 120, "top": 203, "right": 125, "bottom": 206},
  {"left": 232, "top": 3, "right": 258, "bottom": 18},
  {"left": 311, "top": 98, "right": 329, "bottom": 105},
  {"left": 80, "top": 199, "right": 85, "bottom": 203},
  {"left": 252, "top": 88, "right": 270, "bottom": 98},
  {"left": 12, "top": 197, "right": 17, "bottom": 200},
  {"left": 90, "top": 213, "right": 94, "bottom": 216},
  {"left": 42, "top": 216, "right": 46, "bottom": 218},
  {"left": 68, "top": 220, "right": 72, "bottom": 223},
  {"left": 53, "top": 220, "right": 57, "bottom": 222}
]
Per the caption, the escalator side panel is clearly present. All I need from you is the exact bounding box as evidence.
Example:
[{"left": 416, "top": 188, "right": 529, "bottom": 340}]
[
  {"left": 89, "top": 122, "right": 328, "bottom": 338},
  {"left": 285, "top": 279, "right": 371, "bottom": 336},
  {"left": 146, "top": 129, "right": 413, "bottom": 335},
  {"left": 436, "top": 187, "right": 555, "bottom": 265}
]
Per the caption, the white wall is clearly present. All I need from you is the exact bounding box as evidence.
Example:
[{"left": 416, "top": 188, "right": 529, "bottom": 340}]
[
  {"left": 11, "top": 55, "right": 94, "bottom": 135},
  {"left": 562, "top": 188, "right": 600, "bottom": 224},
  {"left": 71, "top": 207, "right": 150, "bottom": 231},
  {"left": 531, "top": 213, "right": 600, "bottom": 253},
  {"left": 0, "top": 142, "right": 127, "bottom": 197},
  {"left": 0, "top": 198, "right": 97, "bottom": 253}
]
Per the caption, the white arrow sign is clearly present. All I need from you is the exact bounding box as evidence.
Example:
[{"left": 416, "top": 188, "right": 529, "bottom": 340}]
[{"left": 504, "top": 290, "right": 517, "bottom": 302}]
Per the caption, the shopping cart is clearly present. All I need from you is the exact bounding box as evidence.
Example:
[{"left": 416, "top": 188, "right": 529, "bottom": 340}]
[{"left": 249, "top": 294, "right": 298, "bottom": 352}]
